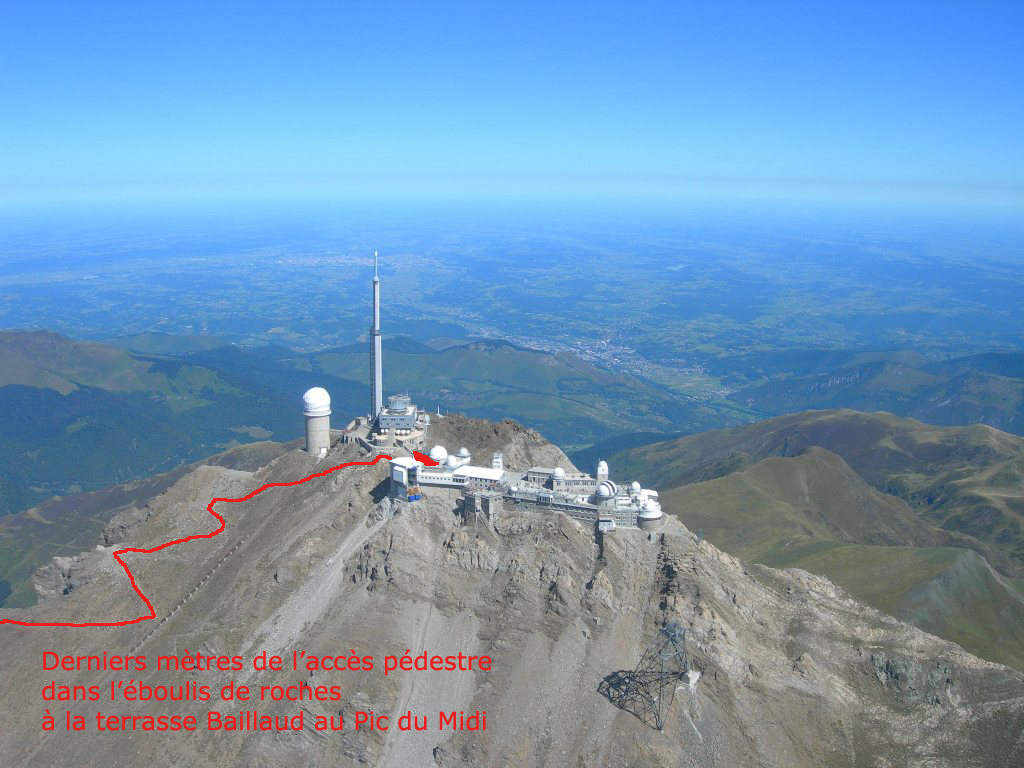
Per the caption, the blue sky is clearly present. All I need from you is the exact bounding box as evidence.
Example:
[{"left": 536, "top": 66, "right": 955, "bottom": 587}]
[{"left": 1, "top": 1, "right": 1022, "bottom": 206}]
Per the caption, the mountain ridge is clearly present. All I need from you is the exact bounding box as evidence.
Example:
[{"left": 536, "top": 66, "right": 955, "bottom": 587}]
[
  {"left": 606, "top": 410, "right": 1024, "bottom": 670},
  {"left": 1, "top": 414, "right": 1021, "bottom": 767}
]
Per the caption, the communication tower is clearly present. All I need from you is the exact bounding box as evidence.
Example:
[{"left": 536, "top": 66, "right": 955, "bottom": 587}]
[{"left": 598, "top": 621, "right": 691, "bottom": 730}]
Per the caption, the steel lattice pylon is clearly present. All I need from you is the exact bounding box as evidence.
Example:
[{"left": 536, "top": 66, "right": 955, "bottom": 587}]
[{"left": 598, "top": 621, "right": 690, "bottom": 730}]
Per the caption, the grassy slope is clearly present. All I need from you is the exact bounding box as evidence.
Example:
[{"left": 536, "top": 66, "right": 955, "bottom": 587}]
[
  {"left": 728, "top": 351, "right": 1024, "bottom": 436},
  {"left": 0, "top": 329, "right": 244, "bottom": 405},
  {"left": 661, "top": 447, "right": 950, "bottom": 558},
  {"left": 0, "top": 330, "right": 167, "bottom": 393},
  {"left": 105, "top": 332, "right": 228, "bottom": 356},
  {"left": 664, "top": 451, "right": 1024, "bottom": 670},
  {"left": 0, "top": 331, "right": 366, "bottom": 515},
  {"left": 614, "top": 409, "right": 1024, "bottom": 573},
  {"left": 625, "top": 412, "right": 1024, "bottom": 670},
  {"left": 759, "top": 543, "right": 1024, "bottom": 673}
]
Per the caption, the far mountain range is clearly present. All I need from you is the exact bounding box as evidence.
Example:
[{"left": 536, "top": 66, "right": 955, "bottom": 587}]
[{"left": 717, "top": 347, "right": 1024, "bottom": 435}]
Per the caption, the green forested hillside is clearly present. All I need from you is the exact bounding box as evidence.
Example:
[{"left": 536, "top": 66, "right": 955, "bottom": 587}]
[
  {"left": 0, "top": 331, "right": 367, "bottom": 515},
  {"left": 724, "top": 350, "right": 1024, "bottom": 436},
  {"left": 612, "top": 409, "right": 1024, "bottom": 568},
  {"left": 105, "top": 331, "right": 228, "bottom": 356}
]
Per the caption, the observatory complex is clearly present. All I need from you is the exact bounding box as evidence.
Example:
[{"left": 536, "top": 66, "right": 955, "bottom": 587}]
[
  {"left": 388, "top": 447, "right": 664, "bottom": 532},
  {"left": 302, "top": 252, "right": 664, "bottom": 534}
]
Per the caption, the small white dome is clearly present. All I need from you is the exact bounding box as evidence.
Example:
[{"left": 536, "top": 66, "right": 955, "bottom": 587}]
[
  {"left": 552, "top": 467, "right": 566, "bottom": 479},
  {"left": 457, "top": 447, "right": 470, "bottom": 458},
  {"left": 445, "top": 454, "right": 459, "bottom": 468},
  {"left": 303, "top": 387, "right": 331, "bottom": 416},
  {"left": 428, "top": 445, "right": 448, "bottom": 462},
  {"left": 630, "top": 481, "right": 642, "bottom": 493},
  {"left": 597, "top": 460, "right": 608, "bottom": 473},
  {"left": 596, "top": 480, "right": 615, "bottom": 498},
  {"left": 638, "top": 505, "right": 663, "bottom": 520}
]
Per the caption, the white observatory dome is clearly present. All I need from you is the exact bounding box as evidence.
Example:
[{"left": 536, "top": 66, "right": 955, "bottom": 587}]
[
  {"left": 457, "top": 447, "right": 471, "bottom": 459},
  {"left": 630, "top": 481, "right": 642, "bottom": 494},
  {"left": 637, "top": 499, "right": 663, "bottom": 531},
  {"left": 428, "top": 445, "right": 448, "bottom": 462},
  {"left": 303, "top": 387, "right": 331, "bottom": 417},
  {"left": 596, "top": 480, "right": 616, "bottom": 498},
  {"left": 638, "top": 504, "right": 663, "bottom": 520},
  {"left": 552, "top": 467, "right": 566, "bottom": 480},
  {"left": 597, "top": 460, "right": 608, "bottom": 473},
  {"left": 445, "top": 454, "right": 459, "bottom": 468}
]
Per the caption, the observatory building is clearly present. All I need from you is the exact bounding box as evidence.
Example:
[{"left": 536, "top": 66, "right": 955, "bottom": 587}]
[
  {"left": 388, "top": 449, "right": 664, "bottom": 533},
  {"left": 389, "top": 446, "right": 506, "bottom": 497},
  {"left": 378, "top": 393, "right": 417, "bottom": 431},
  {"left": 303, "top": 386, "right": 331, "bottom": 457},
  {"left": 511, "top": 462, "right": 665, "bottom": 532}
]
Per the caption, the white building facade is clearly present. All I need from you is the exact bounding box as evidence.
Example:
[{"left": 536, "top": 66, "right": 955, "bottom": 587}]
[{"left": 388, "top": 447, "right": 664, "bottom": 533}]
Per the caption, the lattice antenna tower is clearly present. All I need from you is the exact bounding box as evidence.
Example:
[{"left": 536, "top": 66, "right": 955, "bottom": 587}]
[{"left": 598, "top": 621, "right": 690, "bottom": 730}]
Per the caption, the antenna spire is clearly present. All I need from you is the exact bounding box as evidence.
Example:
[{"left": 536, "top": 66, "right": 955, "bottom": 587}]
[{"left": 370, "top": 249, "right": 383, "bottom": 419}]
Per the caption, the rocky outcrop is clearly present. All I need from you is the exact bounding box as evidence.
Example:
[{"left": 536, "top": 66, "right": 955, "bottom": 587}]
[
  {"left": 428, "top": 414, "right": 578, "bottom": 471},
  {"left": 33, "top": 555, "right": 90, "bottom": 600},
  {"left": 102, "top": 505, "right": 151, "bottom": 546},
  {"left": 870, "top": 653, "right": 958, "bottom": 706}
]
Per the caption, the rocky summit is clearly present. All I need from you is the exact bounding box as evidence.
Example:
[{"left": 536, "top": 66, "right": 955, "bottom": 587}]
[{"left": 1, "top": 415, "right": 1021, "bottom": 767}]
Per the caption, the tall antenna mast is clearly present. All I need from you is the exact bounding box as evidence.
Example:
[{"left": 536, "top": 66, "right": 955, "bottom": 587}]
[{"left": 370, "top": 250, "right": 383, "bottom": 421}]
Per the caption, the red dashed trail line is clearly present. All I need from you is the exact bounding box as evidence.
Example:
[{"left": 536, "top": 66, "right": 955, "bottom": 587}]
[{"left": 0, "top": 454, "right": 396, "bottom": 628}]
